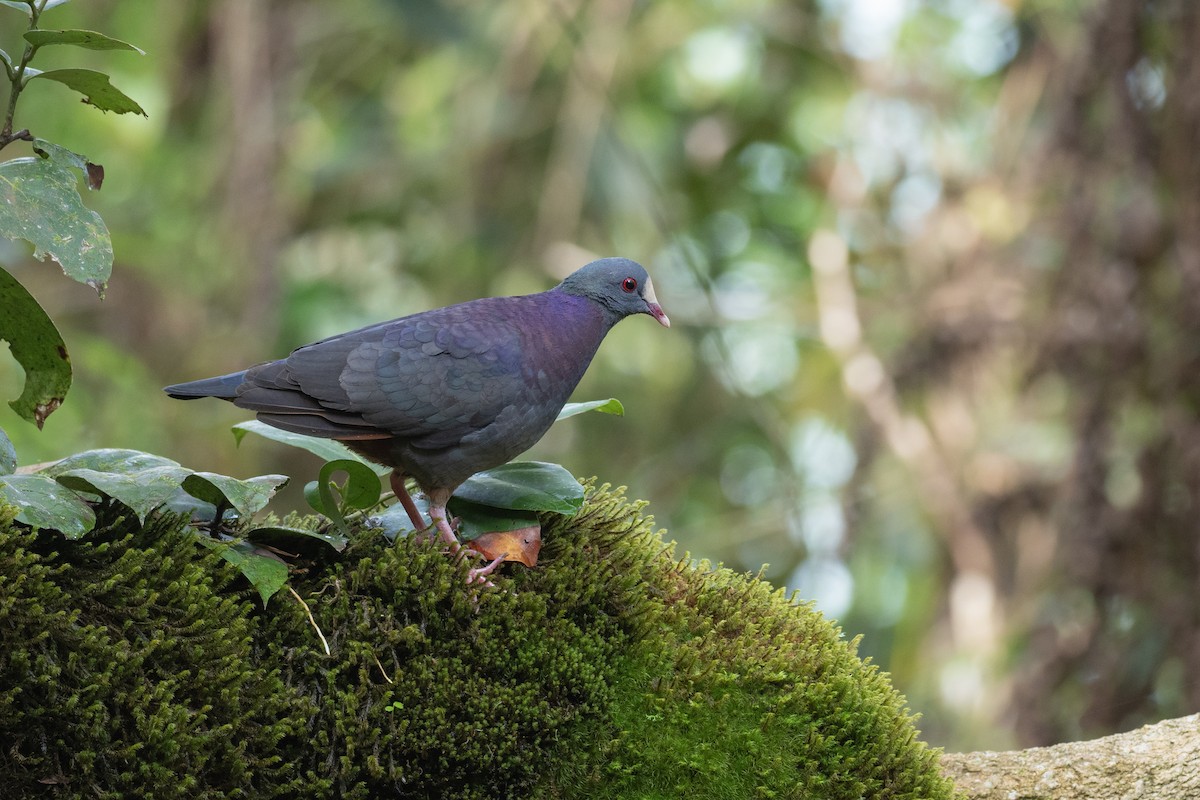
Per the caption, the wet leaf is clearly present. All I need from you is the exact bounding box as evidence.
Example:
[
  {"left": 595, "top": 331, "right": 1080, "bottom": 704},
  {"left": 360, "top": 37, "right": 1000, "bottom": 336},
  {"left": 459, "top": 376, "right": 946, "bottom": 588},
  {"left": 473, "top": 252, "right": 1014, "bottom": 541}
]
[
  {"left": 555, "top": 397, "right": 624, "bottom": 421},
  {"left": 52, "top": 464, "right": 192, "bottom": 521},
  {"left": 28, "top": 68, "right": 146, "bottom": 116},
  {"left": 453, "top": 461, "right": 584, "bottom": 514},
  {"left": 0, "top": 153, "right": 113, "bottom": 293},
  {"left": 182, "top": 472, "right": 287, "bottom": 516},
  {"left": 465, "top": 525, "right": 542, "bottom": 567},
  {"left": 0, "top": 266, "right": 71, "bottom": 427},
  {"left": 232, "top": 420, "right": 388, "bottom": 476},
  {"left": 0, "top": 472, "right": 94, "bottom": 537},
  {"left": 24, "top": 29, "right": 144, "bottom": 53},
  {"left": 197, "top": 538, "right": 288, "bottom": 606},
  {"left": 42, "top": 447, "right": 178, "bottom": 475}
]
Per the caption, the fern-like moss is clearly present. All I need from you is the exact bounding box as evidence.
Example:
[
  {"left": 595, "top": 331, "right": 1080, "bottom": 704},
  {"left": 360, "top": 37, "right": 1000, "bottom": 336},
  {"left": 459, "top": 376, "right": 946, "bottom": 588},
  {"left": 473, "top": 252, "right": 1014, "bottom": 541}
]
[{"left": 0, "top": 486, "right": 954, "bottom": 800}]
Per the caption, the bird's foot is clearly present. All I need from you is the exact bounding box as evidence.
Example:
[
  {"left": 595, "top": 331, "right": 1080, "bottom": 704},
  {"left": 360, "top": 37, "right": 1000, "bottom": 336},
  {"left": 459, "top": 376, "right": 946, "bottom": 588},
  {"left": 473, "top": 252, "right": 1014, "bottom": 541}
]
[{"left": 466, "top": 552, "right": 507, "bottom": 586}]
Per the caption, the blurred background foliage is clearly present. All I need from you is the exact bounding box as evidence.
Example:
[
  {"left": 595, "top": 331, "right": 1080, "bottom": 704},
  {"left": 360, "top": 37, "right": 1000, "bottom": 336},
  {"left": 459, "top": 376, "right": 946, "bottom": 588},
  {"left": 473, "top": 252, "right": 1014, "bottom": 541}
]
[{"left": 2, "top": 0, "right": 1196, "bottom": 753}]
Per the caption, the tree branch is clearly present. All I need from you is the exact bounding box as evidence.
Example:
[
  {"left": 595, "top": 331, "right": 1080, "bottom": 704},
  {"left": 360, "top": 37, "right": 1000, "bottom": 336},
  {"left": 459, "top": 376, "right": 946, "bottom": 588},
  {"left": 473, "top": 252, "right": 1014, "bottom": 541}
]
[{"left": 942, "top": 714, "right": 1200, "bottom": 800}]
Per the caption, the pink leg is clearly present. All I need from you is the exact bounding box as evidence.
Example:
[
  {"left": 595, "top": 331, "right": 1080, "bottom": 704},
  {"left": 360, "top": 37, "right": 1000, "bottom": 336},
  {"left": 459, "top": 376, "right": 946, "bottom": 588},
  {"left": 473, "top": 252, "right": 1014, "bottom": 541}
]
[
  {"left": 388, "top": 473, "right": 501, "bottom": 585},
  {"left": 426, "top": 502, "right": 462, "bottom": 553},
  {"left": 389, "top": 472, "right": 427, "bottom": 531}
]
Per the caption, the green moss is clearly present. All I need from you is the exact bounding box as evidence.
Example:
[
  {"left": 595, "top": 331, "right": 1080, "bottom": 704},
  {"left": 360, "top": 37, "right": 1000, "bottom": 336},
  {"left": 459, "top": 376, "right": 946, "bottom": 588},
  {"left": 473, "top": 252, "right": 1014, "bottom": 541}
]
[
  {"left": 536, "top": 492, "right": 951, "bottom": 800},
  {"left": 0, "top": 506, "right": 301, "bottom": 799},
  {"left": 0, "top": 486, "right": 954, "bottom": 800}
]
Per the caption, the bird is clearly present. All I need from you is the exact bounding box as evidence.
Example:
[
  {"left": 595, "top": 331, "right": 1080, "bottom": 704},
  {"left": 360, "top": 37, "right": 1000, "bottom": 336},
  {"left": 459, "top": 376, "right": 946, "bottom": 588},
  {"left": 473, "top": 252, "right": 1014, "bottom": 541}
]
[{"left": 165, "top": 257, "right": 670, "bottom": 583}]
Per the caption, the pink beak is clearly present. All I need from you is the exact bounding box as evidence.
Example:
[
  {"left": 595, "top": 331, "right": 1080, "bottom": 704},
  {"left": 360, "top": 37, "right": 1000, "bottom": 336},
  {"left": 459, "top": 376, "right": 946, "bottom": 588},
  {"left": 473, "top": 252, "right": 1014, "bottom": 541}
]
[{"left": 643, "top": 278, "right": 671, "bottom": 328}]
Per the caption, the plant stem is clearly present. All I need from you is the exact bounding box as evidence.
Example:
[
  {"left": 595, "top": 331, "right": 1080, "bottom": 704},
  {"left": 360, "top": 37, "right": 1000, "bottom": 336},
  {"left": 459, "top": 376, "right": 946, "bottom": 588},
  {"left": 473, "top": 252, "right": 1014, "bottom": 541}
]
[{"left": 0, "top": 0, "right": 46, "bottom": 150}]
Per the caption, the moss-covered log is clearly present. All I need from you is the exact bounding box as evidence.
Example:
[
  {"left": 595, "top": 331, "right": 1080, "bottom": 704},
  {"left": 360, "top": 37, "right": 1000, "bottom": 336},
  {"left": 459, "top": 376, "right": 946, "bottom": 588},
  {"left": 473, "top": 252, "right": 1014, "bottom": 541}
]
[{"left": 0, "top": 486, "right": 954, "bottom": 799}]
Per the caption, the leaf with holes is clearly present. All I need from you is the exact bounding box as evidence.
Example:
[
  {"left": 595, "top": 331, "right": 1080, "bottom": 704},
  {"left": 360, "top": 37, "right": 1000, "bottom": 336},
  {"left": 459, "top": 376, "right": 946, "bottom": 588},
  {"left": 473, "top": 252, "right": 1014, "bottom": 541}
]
[
  {"left": 0, "top": 266, "right": 71, "bottom": 427},
  {"left": 32, "top": 139, "right": 102, "bottom": 190},
  {"left": 0, "top": 154, "right": 112, "bottom": 293}
]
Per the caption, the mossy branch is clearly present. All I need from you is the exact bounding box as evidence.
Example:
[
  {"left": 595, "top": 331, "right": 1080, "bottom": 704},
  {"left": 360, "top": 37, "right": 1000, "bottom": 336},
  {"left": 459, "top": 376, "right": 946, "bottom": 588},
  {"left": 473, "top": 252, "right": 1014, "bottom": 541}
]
[{"left": 0, "top": 485, "right": 954, "bottom": 799}]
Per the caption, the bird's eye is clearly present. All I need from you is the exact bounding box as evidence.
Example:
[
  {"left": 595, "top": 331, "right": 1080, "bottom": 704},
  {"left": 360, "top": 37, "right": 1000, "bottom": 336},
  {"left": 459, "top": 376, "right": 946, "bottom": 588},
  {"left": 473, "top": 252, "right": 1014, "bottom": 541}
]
[{"left": 621, "top": 277, "right": 638, "bottom": 293}]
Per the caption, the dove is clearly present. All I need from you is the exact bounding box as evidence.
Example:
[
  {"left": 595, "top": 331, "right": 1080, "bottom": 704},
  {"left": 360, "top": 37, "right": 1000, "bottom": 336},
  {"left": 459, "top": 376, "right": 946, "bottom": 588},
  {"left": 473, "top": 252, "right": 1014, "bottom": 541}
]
[{"left": 165, "top": 257, "right": 669, "bottom": 583}]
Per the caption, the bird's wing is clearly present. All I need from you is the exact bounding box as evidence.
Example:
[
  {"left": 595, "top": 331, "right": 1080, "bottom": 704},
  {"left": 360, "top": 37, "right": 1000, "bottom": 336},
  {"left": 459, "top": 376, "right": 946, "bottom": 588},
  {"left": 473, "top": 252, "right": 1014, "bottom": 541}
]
[{"left": 235, "top": 298, "right": 532, "bottom": 449}]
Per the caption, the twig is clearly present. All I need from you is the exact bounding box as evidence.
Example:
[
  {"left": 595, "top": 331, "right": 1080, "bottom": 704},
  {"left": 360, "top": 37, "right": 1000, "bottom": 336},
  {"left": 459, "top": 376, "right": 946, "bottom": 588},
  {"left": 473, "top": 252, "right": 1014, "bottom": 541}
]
[
  {"left": 372, "top": 652, "right": 394, "bottom": 685},
  {"left": 1, "top": 0, "right": 49, "bottom": 146},
  {"left": 287, "top": 585, "right": 329, "bottom": 656}
]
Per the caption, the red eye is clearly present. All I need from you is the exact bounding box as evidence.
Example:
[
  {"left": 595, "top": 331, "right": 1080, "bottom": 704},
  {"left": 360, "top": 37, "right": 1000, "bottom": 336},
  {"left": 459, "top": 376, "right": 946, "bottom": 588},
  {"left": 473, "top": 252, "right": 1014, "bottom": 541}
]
[{"left": 621, "top": 277, "right": 638, "bottom": 293}]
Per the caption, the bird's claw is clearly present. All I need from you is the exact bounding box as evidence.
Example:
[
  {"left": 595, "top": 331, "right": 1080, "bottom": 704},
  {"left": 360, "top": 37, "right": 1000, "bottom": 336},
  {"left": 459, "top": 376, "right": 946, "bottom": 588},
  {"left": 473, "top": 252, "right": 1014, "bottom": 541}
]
[{"left": 466, "top": 552, "right": 507, "bottom": 587}]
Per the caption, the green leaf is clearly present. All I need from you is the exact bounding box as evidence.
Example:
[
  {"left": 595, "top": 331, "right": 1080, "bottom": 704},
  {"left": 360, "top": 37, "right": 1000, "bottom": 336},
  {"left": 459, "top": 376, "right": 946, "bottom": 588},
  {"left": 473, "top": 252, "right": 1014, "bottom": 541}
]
[
  {"left": 0, "top": 154, "right": 113, "bottom": 293},
  {"left": 0, "top": 472, "right": 95, "bottom": 537},
  {"left": 232, "top": 420, "right": 389, "bottom": 476},
  {"left": 303, "top": 480, "right": 327, "bottom": 516},
  {"left": 306, "top": 459, "right": 378, "bottom": 536},
  {"left": 0, "top": 430, "right": 15, "bottom": 474},
  {"left": 445, "top": 498, "right": 540, "bottom": 542},
  {"left": 0, "top": 266, "right": 71, "bottom": 427},
  {"left": 453, "top": 461, "right": 584, "bottom": 514},
  {"left": 246, "top": 525, "right": 348, "bottom": 556},
  {"left": 0, "top": 48, "right": 14, "bottom": 81},
  {"left": 24, "top": 29, "right": 145, "bottom": 53},
  {"left": 181, "top": 472, "right": 288, "bottom": 517},
  {"left": 197, "top": 538, "right": 288, "bottom": 606},
  {"left": 320, "top": 458, "right": 381, "bottom": 510},
  {"left": 0, "top": 2, "right": 34, "bottom": 14},
  {"left": 53, "top": 464, "right": 192, "bottom": 521},
  {"left": 41, "top": 447, "right": 179, "bottom": 475},
  {"left": 37, "top": 449, "right": 287, "bottom": 521},
  {"left": 159, "top": 486, "right": 220, "bottom": 523},
  {"left": 28, "top": 68, "right": 147, "bottom": 116},
  {"left": 556, "top": 398, "right": 625, "bottom": 421}
]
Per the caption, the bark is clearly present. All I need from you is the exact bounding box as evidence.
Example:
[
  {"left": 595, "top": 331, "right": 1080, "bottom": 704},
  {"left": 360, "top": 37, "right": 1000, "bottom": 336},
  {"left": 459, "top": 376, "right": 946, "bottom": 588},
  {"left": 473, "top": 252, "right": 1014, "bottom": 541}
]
[{"left": 941, "top": 714, "right": 1200, "bottom": 800}]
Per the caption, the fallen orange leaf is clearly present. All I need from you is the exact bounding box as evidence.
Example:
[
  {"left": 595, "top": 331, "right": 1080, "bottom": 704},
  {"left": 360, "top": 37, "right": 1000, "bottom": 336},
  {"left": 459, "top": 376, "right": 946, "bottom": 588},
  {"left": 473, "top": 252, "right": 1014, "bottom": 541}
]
[{"left": 466, "top": 525, "right": 542, "bottom": 567}]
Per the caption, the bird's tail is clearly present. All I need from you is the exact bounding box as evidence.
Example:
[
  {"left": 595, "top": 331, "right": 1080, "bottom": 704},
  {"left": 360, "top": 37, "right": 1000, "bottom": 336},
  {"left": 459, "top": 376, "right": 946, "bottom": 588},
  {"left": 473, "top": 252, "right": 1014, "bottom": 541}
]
[{"left": 163, "top": 370, "right": 247, "bottom": 400}]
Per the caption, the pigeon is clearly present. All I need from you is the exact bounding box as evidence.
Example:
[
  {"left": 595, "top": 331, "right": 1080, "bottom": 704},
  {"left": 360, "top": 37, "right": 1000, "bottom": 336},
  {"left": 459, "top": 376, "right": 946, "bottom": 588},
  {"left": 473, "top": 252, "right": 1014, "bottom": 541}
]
[{"left": 165, "top": 257, "right": 670, "bottom": 583}]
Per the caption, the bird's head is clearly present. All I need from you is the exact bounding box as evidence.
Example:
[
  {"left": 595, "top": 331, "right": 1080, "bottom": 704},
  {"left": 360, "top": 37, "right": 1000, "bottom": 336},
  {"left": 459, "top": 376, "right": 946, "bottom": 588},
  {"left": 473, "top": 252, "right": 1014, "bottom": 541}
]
[{"left": 558, "top": 257, "right": 671, "bottom": 328}]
